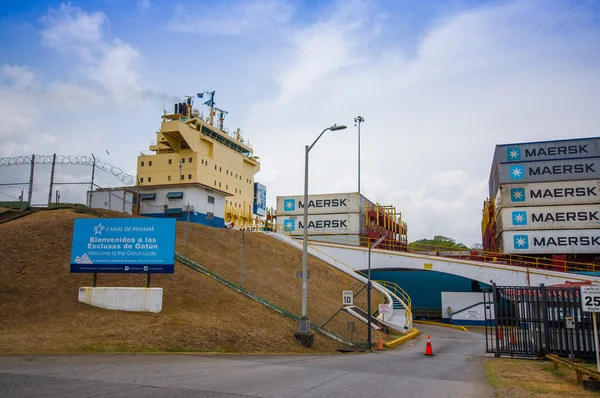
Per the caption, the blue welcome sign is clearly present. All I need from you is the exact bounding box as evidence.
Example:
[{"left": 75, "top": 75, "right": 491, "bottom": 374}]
[{"left": 70, "top": 218, "right": 176, "bottom": 273}]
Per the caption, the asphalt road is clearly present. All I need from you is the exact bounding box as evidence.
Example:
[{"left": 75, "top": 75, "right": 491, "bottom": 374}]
[{"left": 0, "top": 325, "right": 493, "bottom": 398}]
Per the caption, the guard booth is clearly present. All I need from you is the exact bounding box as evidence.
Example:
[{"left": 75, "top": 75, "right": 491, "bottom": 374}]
[{"left": 484, "top": 282, "right": 600, "bottom": 360}]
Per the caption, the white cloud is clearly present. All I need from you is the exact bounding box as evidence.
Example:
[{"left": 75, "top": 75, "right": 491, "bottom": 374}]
[
  {"left": 169, "top": 0, "right": 293, "bottom": 35},
  {"left": 246, "top": 0, "right": 600, "bottom": 245},
  {"left": 3, "top": 65, "right": 36, "bottom": 87}
]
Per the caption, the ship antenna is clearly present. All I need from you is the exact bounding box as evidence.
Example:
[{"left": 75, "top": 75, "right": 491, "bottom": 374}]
[{"left": 161, "top": 77, "right": 166, "bottom": 116}]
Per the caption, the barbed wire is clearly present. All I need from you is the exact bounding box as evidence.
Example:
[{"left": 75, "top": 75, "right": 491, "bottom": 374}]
[{"left": 0, "top": 154, "right": 137, "bottom": 186}]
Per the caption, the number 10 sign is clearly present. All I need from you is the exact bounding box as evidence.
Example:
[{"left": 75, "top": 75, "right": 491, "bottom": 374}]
[{"left": 581, "top": 286, "right": 600, "bottom": 312}]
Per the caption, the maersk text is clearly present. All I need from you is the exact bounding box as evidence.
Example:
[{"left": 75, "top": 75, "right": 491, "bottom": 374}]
[
  {"left": 533, "top": 236, "right": 600, "bottom": 246},
  {"left": 530, "top": 187, "right": 597, "bottom": 199},
  {"left": 298, "top": 199, "right": 348, "bottom": 209},
  {"left": 525, "top": 144, "right": 588, "bottom": 158},
  {"left": 529, "top": 164, "right": 595, "bottom": 176},
  {"left": 531, "top": 212, "right": 599, "bottom": 222},
  {"left": 298, "top": 220, "right": 348, "bottom": 229}
]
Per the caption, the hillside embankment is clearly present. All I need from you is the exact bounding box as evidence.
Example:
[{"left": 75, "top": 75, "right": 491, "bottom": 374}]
[{"left": 0, "top": 208, "right": 382, "bottom": 353}]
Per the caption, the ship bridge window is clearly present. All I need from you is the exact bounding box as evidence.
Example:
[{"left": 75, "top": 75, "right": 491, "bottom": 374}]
[
  {"left": 140, "top": 178, "right": 144, "bottom": 183},
  {"left": 141, "top": 161, "right": 144, "bottom": 167},
  {"left": 169, "top": 159, "right": 172, "bottom": 165},
  {"left": 189, "top": 157, "right": 192, "bottom": 163},
  {"left": 188, "top": 174, "right": 192, "bottom": 180},
  {"left": 207, "top": 212, "right": 214, "bottom": 220},
  {"left": 181, "top": 158, "right": 185, "bottom": 164},
  {"left": 167, "top": 191, "right": 184, "bottom": 199},
  {"left": 149, "top": 161, "right": 152, "bottom": 166},
  {"left": 208, "top": 196, "right": 215, "bottom": 204},
  {"left": 148, "top": 177, "right": 152, "bottom": 182}
]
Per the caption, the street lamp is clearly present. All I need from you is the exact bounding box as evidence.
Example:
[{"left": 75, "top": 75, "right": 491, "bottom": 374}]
[
  {"left": 354, "top": 116, "right": 364, "bottom": 193},
  {"left": 295, "top": 124, "right": 347, "bottom": 346},
  {"left": 368, "top": 235, "right": 385, "bottom": 350}
]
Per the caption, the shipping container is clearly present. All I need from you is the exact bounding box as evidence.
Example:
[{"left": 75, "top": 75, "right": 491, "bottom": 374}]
[
  {"left": 499, "top": 229, "right": 600, "bottom": 254},
  {"left": 497, "top": 204, "right": 600, "bottom": 232},
  {"left": 276, "top": 192, "right": 374, "bottom": 216},
  {"left": 489, "top": 157, "right": 600, "bottom": 196},
  {"left": 494, "top": 137, "right": 600, "bottom": 163},
  {"left": 309, "top": 234, "right": 362, "bottom": 246},
  {"left": 278, "top": 213, "right": 363, "bottom": 235},
  {"left": 494, "top": 180, "right": 600, "bottom": 208}
]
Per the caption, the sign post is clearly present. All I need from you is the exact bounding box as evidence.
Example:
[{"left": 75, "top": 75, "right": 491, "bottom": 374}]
[
  {"left": 343, "top": 290, "right": 353, "bottom": 306},
  {"left": 580, "top": 285, "right": 600, "bottom": 372},
  {"left": 379, "top": 303, "right": 391, "bottom": 322}
]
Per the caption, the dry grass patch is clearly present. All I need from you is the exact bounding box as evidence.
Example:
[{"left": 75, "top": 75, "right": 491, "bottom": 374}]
[
  {"left": 484, "top": 358, "right": 598, "bottom": 397},
  {"left": 0, "top": 209, "right": 387, "bottom": 354}
]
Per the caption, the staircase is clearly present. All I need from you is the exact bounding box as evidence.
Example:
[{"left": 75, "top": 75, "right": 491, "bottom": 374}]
[{"left": 342, "top": 306, "right": 390, "bottom": 334}]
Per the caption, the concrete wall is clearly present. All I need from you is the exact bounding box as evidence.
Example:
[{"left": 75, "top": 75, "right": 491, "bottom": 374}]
[
  {"left": 441, "top": 292, "right": 492, "bottom": 326},
  {"left": 78, "top": 287, "right": 163, "bottom": 313}
]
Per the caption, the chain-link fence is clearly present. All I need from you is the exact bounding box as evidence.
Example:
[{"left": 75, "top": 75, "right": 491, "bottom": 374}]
[{"left": 0, "top": 154, "right": 137, "bottom": 209}]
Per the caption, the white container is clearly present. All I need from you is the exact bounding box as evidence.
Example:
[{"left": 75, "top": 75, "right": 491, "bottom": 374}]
[
  {"left": 495, "top": 180, "right": 600, "bottom": 208},
  {"left": 500, "top": 229, "right": 600, "bottom": 254},
  {"left": 309, "top": 234, "right": 362, "bottom": 246},
  {"left": 495, "top": 137, "right": 600, "bottom": 163},
  {"left": 278, "top": 213, "right": 361, "bottom": 235},
  {"left": 276, "top": 192, "right": 372, "bottom": 215},
  {"left": 497, "top": 157, "right": 600, "bottom": 185},
  {"left": 497, "top": 204, "right": 600, "bottom": 231}
]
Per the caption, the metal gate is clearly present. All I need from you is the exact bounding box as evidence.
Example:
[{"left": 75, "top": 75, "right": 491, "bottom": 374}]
[{"left": 484, "top": 283, "right": 599, "bottom": 359}]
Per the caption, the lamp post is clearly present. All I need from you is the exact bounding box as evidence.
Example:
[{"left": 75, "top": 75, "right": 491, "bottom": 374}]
[
  {"left": 354, "top": 116, "right": 364, "bottom": 193},
  {"left": 295, "top": 124, "right": 347, "bottom": 346},
  {"left": 368, "top": 235, "right": 385, "bottom": 350}
]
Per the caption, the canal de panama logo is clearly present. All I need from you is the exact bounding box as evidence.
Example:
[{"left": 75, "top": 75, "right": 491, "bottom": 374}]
[
  {"left": 509, "top": 165, "right": 525, "bottom": 180},
  {"left": 513, "top": 235, "right": 529, "bottom": 249},
  {"left": 512, "top": 211, "right": 527, "bottom": 226},
  {"left": 284, "top": 199, "right": 295, "bottom": 212},
  {"left": 510, "top": 188, "right": 526, "bottom": 202},
  {"left": 506, "top": 147, "right": 521, "bottom": 161},
  {"left": 94, "top": 222, "right": 105, "bottom": 235},
  {"left": 284, "top": 219, "right": 295, "bottom": 232}
]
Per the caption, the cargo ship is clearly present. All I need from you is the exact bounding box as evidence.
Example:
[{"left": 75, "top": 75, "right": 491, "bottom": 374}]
[
  {"left": 482, "top": 137, "right": 600, "bottom": 269},
  {"left": 275, "top": 192, "right": 408, "bottom": 250},
  {"left": 131, "top": 91, "right": 263, "bottom": 227}
]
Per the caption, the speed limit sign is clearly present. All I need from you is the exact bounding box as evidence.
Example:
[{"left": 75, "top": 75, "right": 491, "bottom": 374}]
[
  {"left": 342, "top": 290, "right": 353, "bottom": 306},
  {"left": 580, "top": 286, "right": 600, "bottom": 312}
]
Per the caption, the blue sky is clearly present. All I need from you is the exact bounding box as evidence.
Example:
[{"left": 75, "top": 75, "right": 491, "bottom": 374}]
[{"left": 1, "top": 0, "right": 599, "bottom": 246}]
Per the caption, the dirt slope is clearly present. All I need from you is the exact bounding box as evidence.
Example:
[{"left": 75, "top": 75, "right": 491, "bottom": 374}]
[{"left": 0, "top": 209, "right": 382, "bottom": 354}]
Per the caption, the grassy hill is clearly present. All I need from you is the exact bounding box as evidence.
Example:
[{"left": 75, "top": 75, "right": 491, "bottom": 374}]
[{"left": 0, "top": 208, "right": 383, "bottom": 354}]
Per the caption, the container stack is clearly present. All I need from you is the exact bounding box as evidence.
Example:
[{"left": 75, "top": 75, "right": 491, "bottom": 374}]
[
  {"left": 275, "top": 192, "right": 408, "bottom": 249},
  {"left": 485, "top": 137, "right": 600, "bottom": 260}
]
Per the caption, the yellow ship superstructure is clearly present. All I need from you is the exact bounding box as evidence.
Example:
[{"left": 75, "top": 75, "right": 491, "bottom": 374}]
[{"left": 137, "top": 92, "right": 260, "bottom": 225}]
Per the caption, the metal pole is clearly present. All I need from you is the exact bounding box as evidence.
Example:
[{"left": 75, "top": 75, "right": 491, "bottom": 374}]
[
  {"left": 301, "top": 144, "right": 309, "bottom": 319},
  {"left": 48, "top": 153, "right": 56, "bottom": 207},
  {"left": 185, "top": 202, "right": 190, "bottom": 257},
  {"left": 147, "top": 273, "right": 151, "bottom": 288},
  {"left": 492, "top": 283, "right": 501, "bottom": 357},
  {"left": 27, "top": 154, "right": 35, "bottom": 208},
  {"left": 93, "top": 272, "right": 97, "bottom": 287},
  {"left": 368, "top": 245, "right": 372, "bottom": 350},
  {"left": 89, "top": 154, "right": 96, "bottom": 207},
  {"left": 354, "top": 116, "right": 364, "bottom": 194},
  {"left": 241, "top": 229, "right": 245, "bottom": 286},
  {"left": 593, "top": 312, "right": 600, "bottom": 372}
]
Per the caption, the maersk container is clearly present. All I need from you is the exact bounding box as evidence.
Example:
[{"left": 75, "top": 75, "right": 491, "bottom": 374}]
[
  {"left": 494, "top": 180, "right": 600, "bottom": 208},
  {"left": 309, "top": 234, "right": 362, "bottom": 246},
  {"left": 499, "top": 229, "right": 600, "bottom": 254},
  {"left": 278, "top": 213, "right": 364, "bottom": 236},
  {"left": 497, "top": 204, "right": 600, "bottom": 232},
  {"left": 489, "top": 157, "right": 600, "bottom": 196},
  {"left": 494, "top": 137, "right": 600, "bottom": 163},
  {"left": 276, "top": 192, "right": 375, "bottom": 216}
]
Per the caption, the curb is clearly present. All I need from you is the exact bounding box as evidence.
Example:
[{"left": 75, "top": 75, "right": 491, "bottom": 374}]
[
  {"left": 413, "top": 320, "right": 468, "bottom": 332},
  {"left": 383, "top": 328, "right": 420, "bottom": 349}
]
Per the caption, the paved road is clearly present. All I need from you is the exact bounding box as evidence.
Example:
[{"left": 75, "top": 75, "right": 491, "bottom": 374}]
[{"left": 0, "top": 325, "right": 492, "bottom": 398}]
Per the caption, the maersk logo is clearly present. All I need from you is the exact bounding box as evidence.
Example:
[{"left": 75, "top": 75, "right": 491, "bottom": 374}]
[
  {"left": 513, "top": 235, "right": 529, "bottom": 249},
  {"left": 283, "top": 219, "right": 295, "bottom": 232},
  {"left": 284, "top": 199, "right": 295, "bottom": 212},
  {"left": 510, "top": 188, "right": 526, "bottom": 202},
  {"left": 507, "top": 147, "right": 521, "bottom": 161},
  {"left": 509, "top": 165, "right": 525, "bottom": 180},
  {"left": 512, "top": 211, "right": 527, "bottom": 225}
]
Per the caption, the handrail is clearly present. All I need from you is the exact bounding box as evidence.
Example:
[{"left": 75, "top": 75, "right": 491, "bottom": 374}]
[
  {"left": 545, "top": 354, "right": 600, "bottom": 384},
  {"left": 375, "top": 280, "right": 412, "bottom": 323}
]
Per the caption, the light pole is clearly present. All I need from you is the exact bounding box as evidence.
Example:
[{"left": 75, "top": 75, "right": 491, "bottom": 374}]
[
  {"left": 354, "top": 116, "right": 364, "bottom": 193},
  {"left": 295, "top": 124, "right": 347, "bottom": 346},
  {"left": 368, "top": 235, "right": 385, "bottom": 350}
]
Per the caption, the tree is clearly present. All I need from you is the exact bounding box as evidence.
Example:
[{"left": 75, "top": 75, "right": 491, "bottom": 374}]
[{"left": 408, "top": 235, "right": 468, "bottom": 251}]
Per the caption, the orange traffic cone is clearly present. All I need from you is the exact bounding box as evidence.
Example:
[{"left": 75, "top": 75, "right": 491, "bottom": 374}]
[
  {"left": 376, "top": 334, "right": 384, "bottom": 351},
  {"left": 424, "top": 335, "right": 434, "bottom": 356}
]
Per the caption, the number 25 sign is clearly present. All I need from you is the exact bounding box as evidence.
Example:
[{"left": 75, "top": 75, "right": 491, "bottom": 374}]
[{"left": 580, "top": 286, "right": 600, "bottom": 312}]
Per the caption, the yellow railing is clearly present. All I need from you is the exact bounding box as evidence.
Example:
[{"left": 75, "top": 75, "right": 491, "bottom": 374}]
[{"left": 374, "top": 280, "right": 412, "bottom": 325}]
